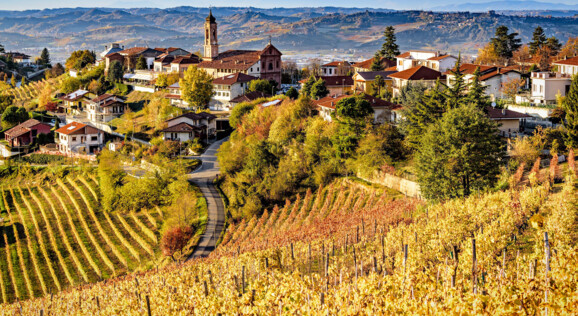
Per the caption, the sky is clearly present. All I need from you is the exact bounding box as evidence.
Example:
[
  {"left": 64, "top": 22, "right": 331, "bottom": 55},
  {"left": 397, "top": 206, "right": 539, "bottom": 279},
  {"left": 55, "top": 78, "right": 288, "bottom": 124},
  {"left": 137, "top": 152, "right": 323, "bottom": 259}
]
[{"left": 2, "top": 0, "right": 576, "bottom": 11}]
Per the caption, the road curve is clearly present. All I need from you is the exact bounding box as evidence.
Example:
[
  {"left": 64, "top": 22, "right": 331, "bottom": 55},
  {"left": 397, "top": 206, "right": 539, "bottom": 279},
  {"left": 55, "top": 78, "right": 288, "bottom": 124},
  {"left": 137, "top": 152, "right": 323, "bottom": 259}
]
[{"left": 187, "top": 138, "right": 228, "bottom": 260}]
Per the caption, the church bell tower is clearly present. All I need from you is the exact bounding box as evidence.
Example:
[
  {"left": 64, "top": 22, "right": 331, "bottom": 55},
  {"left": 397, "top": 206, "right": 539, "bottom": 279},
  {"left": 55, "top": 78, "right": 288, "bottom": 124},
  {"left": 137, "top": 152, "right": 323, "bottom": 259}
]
[{"left": 204, "top": 10, "right": 219, "bottom": 61}]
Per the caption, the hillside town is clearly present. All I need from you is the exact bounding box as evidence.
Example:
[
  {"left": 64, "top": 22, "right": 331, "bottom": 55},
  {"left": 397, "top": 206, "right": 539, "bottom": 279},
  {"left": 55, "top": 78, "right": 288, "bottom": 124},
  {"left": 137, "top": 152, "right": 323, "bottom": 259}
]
[{"left": 1, "top": 6, "right": 578, "bottom": 314}]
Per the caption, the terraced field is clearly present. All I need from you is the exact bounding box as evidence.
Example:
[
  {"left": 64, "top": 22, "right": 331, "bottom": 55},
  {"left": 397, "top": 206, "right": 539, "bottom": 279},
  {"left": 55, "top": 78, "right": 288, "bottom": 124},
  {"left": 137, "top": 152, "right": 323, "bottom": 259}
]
[{"left": 0, "top": 175, "right": 163, "bottom": 303}]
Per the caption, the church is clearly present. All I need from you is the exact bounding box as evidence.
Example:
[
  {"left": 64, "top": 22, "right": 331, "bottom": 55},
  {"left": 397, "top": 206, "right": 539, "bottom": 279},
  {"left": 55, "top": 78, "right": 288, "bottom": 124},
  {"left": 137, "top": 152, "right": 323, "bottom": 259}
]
[{"left": 197, "top": 10, "right": 283, "bottom": 86}]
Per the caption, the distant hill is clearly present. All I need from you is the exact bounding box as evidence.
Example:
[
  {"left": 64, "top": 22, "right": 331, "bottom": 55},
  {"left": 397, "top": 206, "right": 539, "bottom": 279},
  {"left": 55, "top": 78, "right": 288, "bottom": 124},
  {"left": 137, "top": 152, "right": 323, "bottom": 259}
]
[
  {"left": 433, "top": 0, "right": 578, "bottom": 12},
  {"left": 0, "top": 6, "right": 576, "bottom": 62}
]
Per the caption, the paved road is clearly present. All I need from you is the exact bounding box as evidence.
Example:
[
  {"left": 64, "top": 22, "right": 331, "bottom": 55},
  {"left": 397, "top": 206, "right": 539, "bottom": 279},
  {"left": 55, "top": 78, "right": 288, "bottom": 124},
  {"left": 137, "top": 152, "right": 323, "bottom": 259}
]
[{"left": 187, "top": 138, "right": 228, "bottom": 260}]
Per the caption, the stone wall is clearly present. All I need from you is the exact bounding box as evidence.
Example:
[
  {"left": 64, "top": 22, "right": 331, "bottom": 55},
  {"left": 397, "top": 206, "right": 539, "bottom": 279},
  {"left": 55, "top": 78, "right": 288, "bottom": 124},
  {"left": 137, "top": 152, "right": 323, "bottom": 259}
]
[{"left": 359, "top": 170, "right": 422, "bottom": 199}]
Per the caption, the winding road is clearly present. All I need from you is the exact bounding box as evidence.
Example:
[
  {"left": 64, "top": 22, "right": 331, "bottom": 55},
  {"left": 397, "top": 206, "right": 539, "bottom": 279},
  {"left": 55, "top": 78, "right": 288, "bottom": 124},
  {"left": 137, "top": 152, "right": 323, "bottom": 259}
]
[{"left": 187, "top": 138, "right": 227, "bottom": 260}]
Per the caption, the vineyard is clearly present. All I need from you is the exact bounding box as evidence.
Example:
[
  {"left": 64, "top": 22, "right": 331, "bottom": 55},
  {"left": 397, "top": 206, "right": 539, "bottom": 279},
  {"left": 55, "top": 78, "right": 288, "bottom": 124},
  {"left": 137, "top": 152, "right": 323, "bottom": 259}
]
[
  {"left": 0, "top": 174, "right": 163, "bottom": 304},
  {"left": 1, "top": 175, "right": 577, "bottom": 314},
  {"left": 1, "top": 77, "right": 64, "bottom": 105}
]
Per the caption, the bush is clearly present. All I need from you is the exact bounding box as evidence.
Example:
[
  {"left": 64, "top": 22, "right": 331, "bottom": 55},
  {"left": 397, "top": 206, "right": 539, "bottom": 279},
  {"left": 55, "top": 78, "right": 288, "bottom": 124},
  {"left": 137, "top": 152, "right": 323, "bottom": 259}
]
[
  {"left": 161, "top": 226, "right": 193, "bottom": 261},
  {"left": 17, "top": 154, "right": 68, "bottom": 164}
]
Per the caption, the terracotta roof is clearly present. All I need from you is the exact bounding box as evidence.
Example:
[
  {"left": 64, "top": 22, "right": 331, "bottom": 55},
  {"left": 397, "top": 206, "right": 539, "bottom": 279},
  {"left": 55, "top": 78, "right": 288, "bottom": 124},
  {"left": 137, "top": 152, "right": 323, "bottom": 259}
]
[
  {"left": 553, "top": 56, "right": 578, "bottom": 66},
  {"left": 353, "top": 57, "right": 395, "bottom": 70},
  {"left": 167, "top": 112, "right": 217, "bottom": 123},
  {"left": 4, "top": 119, "right": 46, "bottom": 138},
  {"left": 212, "top": 73, "right": 258, "bottom": 85},
  {"left": 165, "top": 94, "right": 182, "bottom": 100},
  {"left": 487, "top": 107, "right": 532, "bottom": 119},
  {"left": 299, "top": 76, "right": 354, "bottom": 86},
  {"left": 314, "top": 93, "right": 400, "bottom": 110},
  {"left": 384, "top": 66, "right": 397, "bottom": 72},
  {"left": 171, "top": 56, "right": 199, "bottom": 65},
  {"left": 443, "top": 63, "right": 495, "bottom": 75},
  {"left": 322, "top": 61, "right": 350, "bottom": 67},
  {"left": 230, "top": 91, "right": 271, "bottom": 103},
  {"left": 161, "top": 122, "right": 204, "bottom": 133},
  {"left": 479, "top": 68, "right": 519, "bottom": 81},
  {"left": 154, "top": 47, "right": 186, "bottom": 54},
  {"left": 396, "top": 52, "right": 411, "bottom": 58},
  {"left": 427, "top": 55, "right": 456, "bottom": 61},
  {"left": 56, "top": 122, "right": 90, "bottom": 135},
  {"left": 198, "top": 50, "right": 261, "bottom": 71},
  {"left": 155, "top": 55, "right": 174, "bottom": 64},
  {"left": 117, "top": 47, "right": 151, "bottom": 55},
  {"left": 356, "top": 71, "right": 396, "bottom": 81},
  {"left": 259, "top": 43, "right": 282, "bottom": 56},
  {"left": 388, "top": 66, "right": 442, "bottom": 81},
  {"left": 92, "top": 94, "right": 115, "bottom": 102}
]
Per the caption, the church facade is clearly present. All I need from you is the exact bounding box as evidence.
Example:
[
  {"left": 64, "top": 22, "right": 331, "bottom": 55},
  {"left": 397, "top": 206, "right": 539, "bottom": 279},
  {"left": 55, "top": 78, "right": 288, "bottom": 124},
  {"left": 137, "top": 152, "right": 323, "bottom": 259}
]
[{"left": 197, "top": 11, "right": 283, "bottom": 86}]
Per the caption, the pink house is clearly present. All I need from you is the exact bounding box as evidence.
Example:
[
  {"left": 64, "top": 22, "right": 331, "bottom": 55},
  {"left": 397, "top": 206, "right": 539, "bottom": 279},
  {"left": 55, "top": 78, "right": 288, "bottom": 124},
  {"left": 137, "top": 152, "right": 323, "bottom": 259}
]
[{"left": 4, "top": 119, "right": 52, "bottom": 147}]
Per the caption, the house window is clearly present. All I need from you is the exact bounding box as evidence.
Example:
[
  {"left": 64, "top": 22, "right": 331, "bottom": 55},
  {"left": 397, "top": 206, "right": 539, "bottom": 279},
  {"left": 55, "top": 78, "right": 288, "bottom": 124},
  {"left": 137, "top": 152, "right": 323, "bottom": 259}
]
[
  {"left": 91, "top": 136, "right": 98, "bottom": 141},
  {"left": 268, "top": 63, "right": 273, "bottom": 70},
  {"left": 250, "top": 68, "right": 253, "bottom": 72},
  {"left": 72, "top": 137, "right": 77, "bottom": 141}
]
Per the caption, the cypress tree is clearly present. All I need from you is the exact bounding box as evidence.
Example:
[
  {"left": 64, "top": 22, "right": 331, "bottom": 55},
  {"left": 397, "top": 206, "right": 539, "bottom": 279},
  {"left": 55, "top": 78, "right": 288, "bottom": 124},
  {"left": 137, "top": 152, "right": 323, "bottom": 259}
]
[
  {"left": 445, "top": 54, "right": 467, "bottom": 110},
  {"left": 466, "top": 67, "right": 490, "bottom": 112},
  {"left": 529, "top": 26, "right": 546, "bottom": 55},
  {"left": 301, "top": 75, "right": 316, "bottom": 97},
  {"left": 564, "top": 75, "right": 578, "bottom": 148},
  {"left": 379, "top": 26, "right": 400, "bottom": 59}
]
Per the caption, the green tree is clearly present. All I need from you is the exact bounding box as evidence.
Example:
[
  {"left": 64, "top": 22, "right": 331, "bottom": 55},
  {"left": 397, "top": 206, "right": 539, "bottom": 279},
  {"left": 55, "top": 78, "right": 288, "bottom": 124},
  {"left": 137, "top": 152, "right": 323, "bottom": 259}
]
[
  {"left": 370, "top": 52, "right": 384, "bottom": 71},
  {"left": 371, "top": 75, "right": 386, "bottom": 97},
  {"left": 529, "top": 26, "right": 546, "bottom": 55},
  {"left": 59, "top": 76, "right": 81, "bottom": 94},
  {"left": 379, "top": 26, "right": 400, "bottom": 59},
  {"left": 0, "top": 94, "right": 14, "bottom": 116},
  {"left": 564, "top": 75, "right": 578, "bottom": 148},
  {"left": 310, "top": 78, "right": 329, "bottom": 100},
  {"left": 401, "top": 80, "right": 446, "bottom": 148},
  {"left": 39, "top": 48, "right": 50, "bottom": 66},
  {"left": 180, "top": 66, "right": 214, "bottom": 109},
  {"left": 546, "top": 36, "right": 562, "bottom": 55},
  {"left": 135, "top": 55, "right": 147, "bottom": 70},
  {"left": 465, "top": 66, "right": 490, "bottom": 112},
  {"left": 349, "top": 123, "right": 406, "bottom": 177},
  {"left": 416, "top": 104, "right": 503, "bottom": 200},
  {"left": 107, "top": 60, "right": 124, "bottom": 83},
  {"left": 285, "top": 86, "right": 299, "bottom": 100},
  {"left": 332, "top": 96, "right": 374, "bottom": 159},
  {"left": 248, "top": 79, "right": 274, "bottom": 95},
  {"left": 491, "top": 25, "right": 522, "bottom": 60},
  {"left": 1, "top": 106, "right": 29, "bottom": 129},
  {"left": 229, "top": 102, "right": 255, "bottom": 128},
  {"left": 445, "top": 55, "right": 467, "bottom": 109},
  {"left": 65, "top": 50, "right": 95, "bottom": 70},
  {"left": 301, "top": 76, "right": 316, "bottom": 97}
]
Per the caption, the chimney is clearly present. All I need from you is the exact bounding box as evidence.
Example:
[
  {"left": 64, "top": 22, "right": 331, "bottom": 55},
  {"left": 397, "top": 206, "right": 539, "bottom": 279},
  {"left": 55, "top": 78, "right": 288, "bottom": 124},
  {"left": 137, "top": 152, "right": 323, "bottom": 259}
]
[
  {"left": 331, "top": 101, "right": 334, "bottom": 106},
  {"left": 105, "top": 45, "right": 108, "bottom": 50},
  {"left": 502, "top": 108, "right": 506, "bottom": 115}
]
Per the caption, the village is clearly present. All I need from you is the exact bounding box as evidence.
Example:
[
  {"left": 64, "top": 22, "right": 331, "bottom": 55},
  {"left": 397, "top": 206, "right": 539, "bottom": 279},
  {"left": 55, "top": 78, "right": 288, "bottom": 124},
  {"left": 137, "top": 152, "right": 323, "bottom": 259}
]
[{"left": 0, "top": 11, "right": 574, "bottom": 162}]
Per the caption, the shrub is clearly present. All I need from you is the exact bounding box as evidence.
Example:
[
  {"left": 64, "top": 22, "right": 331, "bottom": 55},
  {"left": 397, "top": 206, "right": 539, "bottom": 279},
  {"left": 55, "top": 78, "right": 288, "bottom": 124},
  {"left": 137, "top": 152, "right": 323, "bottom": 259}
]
[{"left": 161, "top": 226, "right": 193, "bottom": 262}]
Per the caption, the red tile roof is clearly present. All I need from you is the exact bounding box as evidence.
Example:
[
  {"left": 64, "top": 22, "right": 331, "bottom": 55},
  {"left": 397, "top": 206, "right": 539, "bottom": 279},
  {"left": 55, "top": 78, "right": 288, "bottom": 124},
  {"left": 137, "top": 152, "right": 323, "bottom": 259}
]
[
  {"left": 212, "top": 73, "right": 258, "bottom": 85},
  {"left": 443, "top": 63, "right": 495, "bottom": 75},
  {"left": 314, "top": 93, "right": 400, "bottom": 110},
  {"left": 167, "top": 112, "right": 217, "bottom": 123},
  {"left": 479, "top": 68, "right": 519, "bottom": 81},
  {"left": 230, "top": 91, "right": 271, "bottom": 103},
  {"left": 4, "top": 119, "right": 46, "bottom": 138},
  {"left": 171, "top": 56, "right": 200, "bottom": 65},
  {"left": 56, "top": 122, "right": 89, "bottom": 135},
  {"left": 298, "top": 76, "right": 354, "bottom": 86},
  {"left": 388, "top": 66, "right": 442, "bottom": 81},
  {"left": 322, "top": 61, "right": 350, "bottom": 67},
  {"left": 353, "top": 57, "right": 395, "bottom": 70},
  {"left": 487, "top": 107, "right": 532, "bottom": 119},
  {"left": 118, "top": 47, "right": 149, "bottom": 55},
  {"left": 427, "top": 54, "right": 456, "bottom": 61},
  {"left": 161, "top": 122, "right": 204, "bottom": 133},
  {"left": 198, "top": 50, "right": 261, "bottom": 71},
  {"left": 553, "top": 56, "right": 578, "bottom": 66},
  {"left": 396, "top": 52, "right": 411, "bottom": 58}
]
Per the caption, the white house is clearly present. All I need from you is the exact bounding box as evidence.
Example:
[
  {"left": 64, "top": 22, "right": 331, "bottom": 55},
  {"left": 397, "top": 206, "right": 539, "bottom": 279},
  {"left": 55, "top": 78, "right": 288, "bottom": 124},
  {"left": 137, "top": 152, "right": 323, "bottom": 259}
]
[
  {"left": 211, "top": 73, "right": 258, "bottom": 111},
  {"left": 161, "top": 112, "right": 217, "bottom": 142},
  {"left": 85, "top": 94, "right": 127, "bottom": 123},
  {"left": 55, "top": 122, "right": 104, "bottom": 154},
  {"left": 445, "top": 64, "right": 522, "bottom": 100},
  {"left": 396, "top": 51, "right": 457, "bottom": 73},
  {"left": 528, "top": 56, "right": 578, "bottom": 104},
  {"left": 321, "top": 61, "right": 352, "bottom": 76}
]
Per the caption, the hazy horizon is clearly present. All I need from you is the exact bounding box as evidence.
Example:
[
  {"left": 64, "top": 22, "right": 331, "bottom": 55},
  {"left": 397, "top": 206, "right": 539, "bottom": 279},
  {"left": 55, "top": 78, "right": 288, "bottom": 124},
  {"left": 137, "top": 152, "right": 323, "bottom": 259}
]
[{"left": 2, "top": 0, "right": 578, "bottom": 11}]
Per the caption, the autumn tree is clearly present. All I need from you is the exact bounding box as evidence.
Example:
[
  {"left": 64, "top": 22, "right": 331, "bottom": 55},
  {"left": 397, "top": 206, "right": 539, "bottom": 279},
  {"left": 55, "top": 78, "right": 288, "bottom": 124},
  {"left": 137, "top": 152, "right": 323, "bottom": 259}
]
[
  {"left": 38, "top": 84, "right": 54, "bottom": 109},
  {"left": 65, "top": 50, "right": 95, "bottom": 70},
  {"left": 248, "top": 79, "right": 275, "bottom": 95},
  {"left": 501, "top": 77, "right": 526, "bottom": 100},
  {"left": 156, "top": 72, "right": 168, "bottom": 88},
  {"left": 512, "top": 45, "right": 531, "bottom": 65},
  {"left": 476, "top": 43, "right": 507, "bottom": 66},
  {"left": 557, "top": 37, "right": 578, "bottom": 59},
  {"left": 180, "top": 66, "right": 214, "bottom": 109}
]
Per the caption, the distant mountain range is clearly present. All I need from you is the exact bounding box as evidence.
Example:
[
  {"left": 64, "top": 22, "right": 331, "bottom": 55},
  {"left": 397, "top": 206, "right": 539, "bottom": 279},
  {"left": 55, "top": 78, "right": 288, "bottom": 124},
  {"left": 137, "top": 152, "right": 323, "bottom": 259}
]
[
  {"left": 434, "top": 1, "right": 578, "bottom": 11},
  {"left": 0, "top": 6, "right": 576, "bottom": 63}
]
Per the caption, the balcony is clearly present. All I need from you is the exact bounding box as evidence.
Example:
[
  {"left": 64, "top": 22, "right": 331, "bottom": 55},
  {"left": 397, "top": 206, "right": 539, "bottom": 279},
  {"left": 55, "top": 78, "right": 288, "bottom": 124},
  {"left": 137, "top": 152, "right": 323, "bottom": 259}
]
[{"left": 531, "top": 72, "right": 572, "bottom": 80}]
